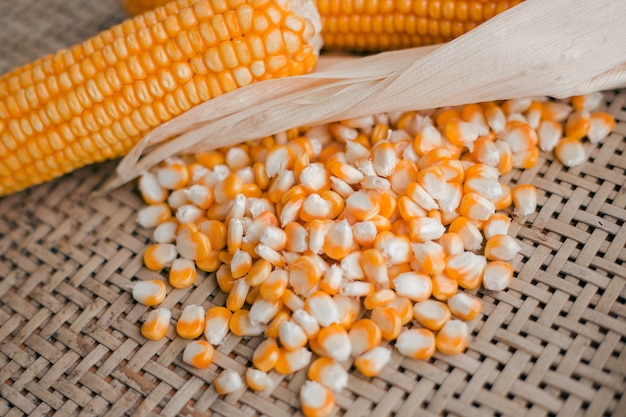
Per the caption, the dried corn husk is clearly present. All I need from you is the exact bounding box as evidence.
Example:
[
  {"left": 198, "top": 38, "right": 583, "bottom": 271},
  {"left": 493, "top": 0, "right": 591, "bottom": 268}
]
[{"left": 110, "top": 0, "right": 626, "bottom": 189}]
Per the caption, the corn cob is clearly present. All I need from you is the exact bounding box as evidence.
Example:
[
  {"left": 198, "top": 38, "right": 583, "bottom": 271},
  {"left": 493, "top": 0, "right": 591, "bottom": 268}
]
[
  {"left": 0, "top": 0, "right": 320, "bottom": 196},
  {"left": 121, "top": 0, "right": 524, "bottom": 51}
]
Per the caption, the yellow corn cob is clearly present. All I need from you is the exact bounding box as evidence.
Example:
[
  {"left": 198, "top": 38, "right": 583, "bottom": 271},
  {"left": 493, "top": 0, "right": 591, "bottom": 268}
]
[
  {"left": 121, "top": 0, "right": 524, "bottom": 51},
  {"left": 0, "top": 0, "right": 320, "bottom": 196}
]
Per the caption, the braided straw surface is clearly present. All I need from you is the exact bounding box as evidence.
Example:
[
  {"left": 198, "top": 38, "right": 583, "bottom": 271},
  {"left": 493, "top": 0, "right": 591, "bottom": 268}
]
[{"left": 0, "top": 0, "right": 625, "bottom": 416}]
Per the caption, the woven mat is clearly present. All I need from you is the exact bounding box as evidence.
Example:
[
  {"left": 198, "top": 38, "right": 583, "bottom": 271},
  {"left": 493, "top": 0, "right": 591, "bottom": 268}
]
[{"left": 1, "top": 0, "right": 625, "bottom": 416}]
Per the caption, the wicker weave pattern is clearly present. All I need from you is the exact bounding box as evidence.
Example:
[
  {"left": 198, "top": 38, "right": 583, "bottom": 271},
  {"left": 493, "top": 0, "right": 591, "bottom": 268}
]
[{"left": 1, "top": 1, "right": 625, "bottom": 416}]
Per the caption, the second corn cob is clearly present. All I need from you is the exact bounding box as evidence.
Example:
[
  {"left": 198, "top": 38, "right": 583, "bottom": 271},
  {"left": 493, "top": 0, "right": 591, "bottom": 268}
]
[
  {"left": 0, "top": 0, "right": 321, "bottom": 196},
  {"left": 121, "top": 0, "right": 524, "bottom": 51}
]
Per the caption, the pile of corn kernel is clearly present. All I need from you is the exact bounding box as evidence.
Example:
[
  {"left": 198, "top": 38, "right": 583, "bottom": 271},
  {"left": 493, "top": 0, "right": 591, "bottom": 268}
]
[{"left": 132, "top": 93, "right": 615, "bottom": 417}]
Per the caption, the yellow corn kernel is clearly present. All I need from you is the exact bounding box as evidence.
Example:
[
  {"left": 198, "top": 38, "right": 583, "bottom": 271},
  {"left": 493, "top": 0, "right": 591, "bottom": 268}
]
[
  {"left": 412, "top": 240, "right": 446, "bottom": 276},
  {"left": 143, "top": 243, "right": 177, "bottom": 271},
  {"left": 448, "top": 292, "right": 482, "bottom": 321},
  {"left": 348, "top": 318, "right": 382, "bottom": 357},
  {"left": 431, "top": 272, "right": 459, "bottom": 301},
  {"left": 141, "top": 307, "right": 171, "bottom": 341},
  {"left": 435, "top": 319, "right": 468, "bottom": 355},
  {"left": 587, "top": 112, "right": 616, "bottom": 143},
  {"left": 289, "top": 255, "right": 323, "bottom": 295},
  {"left": 274, "top": 346, "right": 313, "bottom": 375},
  {"left": 307, "top": 357, "right": 348, "bottom": 392},
  {"left": 363, "top": 289, "right": 396, "bottom": 310},
  {"left": 176, "top": 304, "right": 206, "bottom": 339},
  {"left": 354, "top": 346, "right": 391, "bottom": 378},
  {"left": 229, "top": 309, "right": 266, "bottom": 337},
  {"left": 511, "top": 183, "right": 537, "bottom": 217},
  {"left": 204, "top": 306, "right": 232, "bottom": 345},
  {"left": 137, "top": 202, "right": 172, "bottom": 229},
  {"left": 252, "top": 337, "right": 280, "bottom": 372},
  {"left": 482, "top": 260, "right": 514, "bottom": 291},
  {"left": 214, "top": 370, "right": 244, "bottom": 395},
  {"left": 245, "top": 368, "right": 274, "bottom": 392},
  {"left": 392, "top": 272, "right": 432, "bottom": 302},
  {"left": 279, "top": 320, "right": 309, "bottom": 351},
  {"left": 226, "top": 278, "right": 250, "bottom": 311},
  {"left": 370, "top": 306, "right": 402, "bottom": 341},
  {"left": 413, "top": 299, "right": 451, "bottom": 331},
  {"left": 395, "top": 328, "right": 436, "bottom": 360},
  {"left": 445, "top": 251, "right": 486, "bottom": 290},
  {"left": 305, "top": 291, "right": 339, "bottom": 328},
  {"left": 323, "top": 220, "right": 355, "bottom": 260},
  {"left": 169, "top": 257, "right": 197, "bottom": 288},
  {"left": 265, "top": 308, "right": 291, "bottom": 339},
  {"left": 484, "top": 234, "right": 521, "bottom": 262},
  {"left": 176, "top": 230, "right": 212, "bottom": 261},
  {"left": 132, "top": 279, "right": 167, "bottom": 306},
  {"left": 300, "top": 380, "right": 335, "bottom": 417},
  {"left": 292, "top": 308, "right": 321, "bottom": 339},
  {"left": 555, "top": 137, "right": 586, "bottom": 167},
  {"left": 565, "top": 109, "right": 591, "bottom": 140},
  {"left": 182, "top": 340, "right": 215, "bottom": 369},
  {"left": 344, "top": 191, "right": 380, "bottom": 222},
  {"left": 230, "top": 248, "right": 253, "bottom": 278},
  {"left": 315, "top": 324, "right": 351, "bottom": 362}
]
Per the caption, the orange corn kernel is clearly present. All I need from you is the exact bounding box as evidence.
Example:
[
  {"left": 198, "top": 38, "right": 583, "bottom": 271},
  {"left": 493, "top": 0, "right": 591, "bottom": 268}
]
[
  {"left": 448, "top": 293, "right": 482, "bottom": 321},
  {"left": 395, "top": 328, "right": 436, "bottom": 360},
  {"left": 445, "top": 252, "right": 486, "bottom": 290},
  {"left": 392, "top": 272, "right": 432, "bottom": 302},
  {"left": 176, "top": 230, "right": 212, "bottom": 261},
  {"left": 484, "top": 234, "right": 521, "bottom": 262},
  {"left": 137, "top": 203, "right": 172, "bottom": 229},
  {"left": 431, "top": 273, "right": 459, "bottom": 301},
  {"left": 132, "top": 279, "right": 167, "bottom": 306},
  {"left": 587, "top": 112, "right": 616, "bottom": 143},
  {"left": 260, "top": 268, "right": 289, "bottom": 301},
  {"left": 249, "top": 297, "right": 282, "bottom": 326},
  {"left": 157, "top": 162, "right": 189, "bottom": 190},
  {"left": 482, "top": 260, "right": 514, "bottom": 291},
  {"left": 308, "top": 357, "right": 348, "bottom": 392},
  {"left": 176, "top": 304, "right": 206, "bottom": 339},
  {"left": 564, "top": 109, "right": 591, "bottom": 140},
  {"left": 169, "top": 258, "right": 197, "bottom": 288},
  {"left": 437, "top": 232, "right": 465, "bottom": 256},
  {"left": 204, "top": 306, "right": 232, "bottom": 345},
  {"left": 370, "top": 306, "right": 402, "bottom": 341},
  {"left": 323, "top": 220, "right": 355, "bottom": 260},
  {"left": 274, "top": 346, "right": 313, "bottom": 375},
  {"left": 226, "top": 278, "right": 250, "bottom": 312},
  {"left": 289, "top": 255, "right": 323, "bottom": 295},
  {"left": 245, "top": 368, "right": 274, "bottom": 392},
  {"left": 511, "top": 183, "right": 537, "bottom": 217},
  {"left": 214, "top": 370, "right": 244, "bottom": 395},
  {"left": 316, "top": 324, "right": 352, "bottom": 362},
  {"left": 435, "top": 319, "right": 469, "bottom": 355},
  {"left": 141, "top": 308, "right": 171, "bottom": 341},
  {"left": 345, "top": 191, "right": 380, "bottom": 221},
  {"left": 413, "top": 299, "right": 451, "bottom": 331},
  {"left": 354, "top": 346, "right": 391, "bottom": 378},
  {"left": 412, "top": 241, "right": 446, "bottom": 276},
  {"left": 349, "top": 318, "right": 382, "bottom": 357},
  {"left": 300, "top": 380, "right": 336, "bottom": 417},
  {"left": 252, "top": 337, "right": 280, "bottom": 372},
  {"left": 230, "top": 248, "right": 253, "bottom": 279},
  {"left": 197, "top": 220, "right": 227, "bottom": 250},
  {"left": 363, "top": 289, "right": 396, "bottom": 310},
  {"left": 229, "top": 309, "right": 266, "bottom": 337},
  {"left": 266, "top": 309, "right": 291, "bottom": 339},
  {"left": 245, "top": 258, "right": 273, "bottom": 286},
  {"left": 183, "top": 340, "right": 215, "bottom": 369},
  {"left": 143, "top": 243, "right": 177, "bottom": 271},
  {"left": 555, "top": 137, "right": 586, "bottom": 167},
  {"left": 305, "top": 291, "right": 340, "bottom": 327}
]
